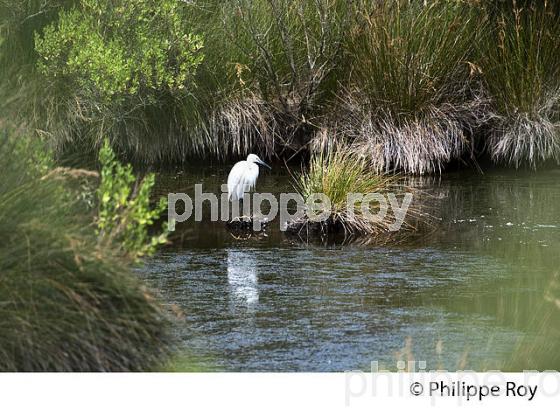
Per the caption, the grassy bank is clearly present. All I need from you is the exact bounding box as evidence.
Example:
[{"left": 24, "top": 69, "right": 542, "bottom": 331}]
[
  {"left": 1, "top": 0, "right": 559, "bottom": 172},
  {"left": 0, "top": 127, "right": 174, "bottom": 371}
]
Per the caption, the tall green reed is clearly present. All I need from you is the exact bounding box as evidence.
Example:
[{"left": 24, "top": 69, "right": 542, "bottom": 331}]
[
  {"left": 480, "top": 2, "right": 560, "bottom": 167},
  {"left": 336, "top": 0, "right": 486, "bottom": 174}
]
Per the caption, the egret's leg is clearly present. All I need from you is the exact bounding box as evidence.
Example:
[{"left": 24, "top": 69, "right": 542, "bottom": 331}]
[
  {"left": 229, "top": 199, "right": 250, "bottom": 222},
  {"left": 239, "top": 198, "right": 252, "bottom": 221}
]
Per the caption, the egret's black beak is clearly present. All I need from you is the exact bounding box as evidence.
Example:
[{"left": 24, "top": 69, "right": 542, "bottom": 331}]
[{"left": 258, "top": 159, "right": 271, "bottom": 170}]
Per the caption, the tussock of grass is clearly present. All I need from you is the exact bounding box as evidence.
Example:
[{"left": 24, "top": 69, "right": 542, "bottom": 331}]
[
  {"left": 291, "top": 143, "right": 421, "bottom": 237},
  {"left": 0, "top": 130, "right": 173, "bottom": 371},
  {"left": 338, "top": 0, "right": 486, "bottom": 174},
  {"left": 488, "top": 111, "right": 560, "bottom": 167},
  {"left": 482, "top": 4, "right": 560, "bottom": 167}
]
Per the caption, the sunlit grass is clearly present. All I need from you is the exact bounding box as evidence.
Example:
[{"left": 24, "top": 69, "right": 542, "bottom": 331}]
[{"left": 293, "top": 143, "right": 419, "bottom": 236}]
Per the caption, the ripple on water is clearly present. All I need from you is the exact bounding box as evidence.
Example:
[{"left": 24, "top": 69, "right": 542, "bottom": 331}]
[{"left": 140, "top": 246, "right": 531, "bottom": 371}]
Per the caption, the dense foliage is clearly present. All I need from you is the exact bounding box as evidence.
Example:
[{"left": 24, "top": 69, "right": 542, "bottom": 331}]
[
  {"left": 97, "top": 140, "right": 168, "bottom": 259},
  {"left": 35, "top": 0, "right": 204, "bottom": 100},
  {"left": 0, "top": 129, "right": 172, "bottom": 371},
  {"left": 1, "top": 0, "right": 559, "bottom": 170}
]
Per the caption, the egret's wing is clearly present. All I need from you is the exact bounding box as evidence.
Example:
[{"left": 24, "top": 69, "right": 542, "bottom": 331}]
[
  {"left": 227, "top": 161, "right": 247, "bottom": 201},
  {"left": 245, "top": 165, "right": 259, "bottom": 193},
  {"left": 227, "top": 161, "right": 260, "bottom": 201}
]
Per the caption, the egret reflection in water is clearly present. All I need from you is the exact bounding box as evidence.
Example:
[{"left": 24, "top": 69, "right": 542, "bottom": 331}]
[{"left": 227, "top": 249, "right": 259, "bottom": 307}]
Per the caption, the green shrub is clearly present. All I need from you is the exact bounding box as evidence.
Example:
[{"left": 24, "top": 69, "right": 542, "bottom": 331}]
[
  {"left": 16, "top": 0, "right": 205, "bottom": 162},
  {"left": 35, "top": 0, "right": 203, "bottom": 100},
  {"left": 97, "top": 140, "right": 168, "bottom": 260},
  {"left": 0, "top": 129, "right": 173, "bottom": 371}
]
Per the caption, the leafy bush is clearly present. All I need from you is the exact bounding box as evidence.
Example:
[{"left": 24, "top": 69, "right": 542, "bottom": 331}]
[
  {"left": 97, "top": 140, "right": 168, "bottom": 260},
  {"left": 35, "top": 0, "right": 203, "bottom": 100},
  {"left": 0, "top": 129, "right": 172, "bottom": 371},
  {"left": 18, "top": 0, "right": 206, "bottom": 163}
]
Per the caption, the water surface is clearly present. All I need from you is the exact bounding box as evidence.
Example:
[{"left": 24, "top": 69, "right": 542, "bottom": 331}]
[{"left": 140, "top": 167, "right": 560, "bottom": 371}]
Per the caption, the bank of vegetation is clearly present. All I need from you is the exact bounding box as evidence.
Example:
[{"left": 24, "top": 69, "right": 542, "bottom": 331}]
[
  {"left": 1, "top": 0, "right": 559, "bottom": 173},
  {"left": 0, "top": 0, "right": 558, "bottom": 371},
  {"left": 0, "top": 126, "right": 173, "bottom": 371}
]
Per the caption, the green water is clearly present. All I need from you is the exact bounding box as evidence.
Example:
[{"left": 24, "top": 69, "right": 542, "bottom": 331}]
[{"left": 139, "top": 166, "right": 560, "bottom": 371}]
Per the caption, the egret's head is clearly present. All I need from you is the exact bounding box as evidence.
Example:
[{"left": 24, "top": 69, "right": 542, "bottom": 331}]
[{"left": 246, "top": 154, "right": 271, "bottom": 169}]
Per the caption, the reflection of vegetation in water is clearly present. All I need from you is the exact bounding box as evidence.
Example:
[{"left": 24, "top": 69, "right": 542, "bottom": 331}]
[
  {"left": 503, "top": 271, "right": 560, "bottom": 371},
  {"left": 0, "top": 129, "right": 174, "bottom": 371},
  {"left": 417, "top": 172, "right": 560, "bottom": 370},
  {"left": 159, "top": 350, "right": 222, "bottom": 372}
]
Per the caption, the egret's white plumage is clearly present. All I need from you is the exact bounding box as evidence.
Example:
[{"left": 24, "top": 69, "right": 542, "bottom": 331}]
[{"left": 227, "top": 154, "right": 270, "bottom": 201}]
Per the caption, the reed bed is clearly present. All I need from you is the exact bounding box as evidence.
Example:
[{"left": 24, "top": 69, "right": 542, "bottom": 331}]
[{"left": 335, "top": 0, "right": 487, "bottom": 174}]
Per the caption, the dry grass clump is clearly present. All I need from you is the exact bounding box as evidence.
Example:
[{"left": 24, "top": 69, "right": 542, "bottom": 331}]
[
  {"left": 333, "top": 95, "right": 488, "bottom": 174},
  {"left": 207, "top": 96, "right": 279, "bottom": 159}
]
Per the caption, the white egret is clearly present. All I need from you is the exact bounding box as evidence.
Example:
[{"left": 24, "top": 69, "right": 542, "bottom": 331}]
[{"left": 227, "top": 154, "right": 271, "bottom": 201}]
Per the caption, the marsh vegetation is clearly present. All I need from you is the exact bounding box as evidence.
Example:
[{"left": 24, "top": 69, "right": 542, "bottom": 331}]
[
  {"left": 0, "top": 129, "right": 173, "bottom": 371},
  {"left": 0, "top": 0, "right": 559, "bottom": 371},
  {"left": 1, "top": 0, "right": 559, "bottom": 170}
]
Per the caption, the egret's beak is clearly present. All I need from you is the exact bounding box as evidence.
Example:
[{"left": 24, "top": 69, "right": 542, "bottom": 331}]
[{"left": 258, "top": 159, "right": 271, "bottom": 170}]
